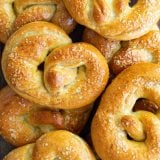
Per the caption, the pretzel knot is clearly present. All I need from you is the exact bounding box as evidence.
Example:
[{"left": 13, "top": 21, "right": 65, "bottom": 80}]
[
  {"left": 4, "top": 130, "right": 96, "bottom": 160},
  {"left": 2, "top": 21, "right": 109, "bottom": 109},
  {"left": 92, "top": 63, "right": 160, "bottom": 160},
  {"left": 64, "top": 0, "right": 160, "bottom": 40},
  {"left": 0, "top": 0, "right": 76, "bottom": 43},
  {"left": 0, "top": 87, "right": 93, "bottom": 146}
]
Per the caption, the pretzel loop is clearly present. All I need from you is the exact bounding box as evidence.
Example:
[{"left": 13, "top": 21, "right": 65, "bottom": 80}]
[
  {"left": 92, "top": 63, "right": 160, "bottom": 160},
  {"left": 2, "top": 22, "right": 109, "bottom": 109}
]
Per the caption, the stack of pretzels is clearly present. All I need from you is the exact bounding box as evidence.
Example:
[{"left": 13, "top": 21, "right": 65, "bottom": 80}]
[{"left": 1, "top": 1, "right": 160, "bottom": 160}]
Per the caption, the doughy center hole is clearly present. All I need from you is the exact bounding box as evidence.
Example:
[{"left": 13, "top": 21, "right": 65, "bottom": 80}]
[{"left": 129, "top": 0, "right": 138, "bottom": 7}]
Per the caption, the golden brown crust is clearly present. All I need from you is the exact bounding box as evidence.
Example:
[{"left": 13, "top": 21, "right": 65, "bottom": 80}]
[
  {"left": 111, "top": 30, "right": 160, "bottom": 74},
  {"left": 63, "top": 0, "right": 160, "bottom": 40},
  {"left": 83, "top": 28, "right": 121, "bottom": 63},
  {"left": 4, "top": 130, "right": 96, "bottom": 160},
  {"left": 83, "top": 29, "right": 160, "bottom": 75},
  {"left": 91, "top": 63, "right": 160, "bottom": 160},
  {"left": 0, "top": 1, "right": 15, "bottom": 43},
  {"left": 0, "top": 86, "right": 93, "bottom": 146},
  {"left": 2, "top": 21, "right": 109, "bottom": 109},
  {"left": 0, "top": 0, "right": 76, "bottom": 43}
]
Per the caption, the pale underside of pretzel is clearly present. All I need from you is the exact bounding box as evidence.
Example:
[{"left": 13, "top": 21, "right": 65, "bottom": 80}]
[
  {"left": 0, "top": 0, "right": 76, "bottom": 43},
  {"left": 92, "top": 63, "right": 160, "bottom": 160},
  {"left": 2, "top": 21, "right": 109, "bottom": 109},
  {"left": 0, "top": 86, "right": 92, "bottom": 146},
  {"left": 63, "top": 0, "right": 160, "bottom": 40},
  {"left": 4, "top": 130, "right": 96, "bottom": 160}
]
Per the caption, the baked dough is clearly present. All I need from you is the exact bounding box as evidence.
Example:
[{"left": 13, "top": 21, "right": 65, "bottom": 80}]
[
  {"left": 0, "top": 0, "right": 76, "bottom": 43},
  {"left": 64, "top": 0, "right": 160, "bottom": 40},
  {"left": 4, "top": 130, "right": 96, "bottom": 160},
  {"left": 92, "top": 63, "right": 160, "bottom": 160},
  {"left": 0, "top": 86, "right": 93, "bottom": 146},
  {"left": 2, "top": 21, "right": 109, "bottom": 109}
]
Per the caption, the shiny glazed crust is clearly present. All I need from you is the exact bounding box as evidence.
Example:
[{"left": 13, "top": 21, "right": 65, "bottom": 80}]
[
  {"left": 92, "top": 63, "right": 160, "bottom": 160},
  {"left": 0, "top": 0, "right": 76, "bottom": 43},
  {"left": 63, "top": 0, "right": 160, "bottom": 40},
  {"left": 0, "top": 86, "right": 93, "bottom": 146},
  {"left": 2, "top": 21, "right": 109, "bottom": 109},
  {"left": 4, "top": 130, "right": 96, "bottom": 160}
]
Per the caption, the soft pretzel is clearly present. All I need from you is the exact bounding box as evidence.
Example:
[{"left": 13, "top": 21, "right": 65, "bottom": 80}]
[
  {"left": 0, "top": 86, "right": 93, "bottom": 146},
  {"left": 92, "top": 63, "right": 160, "bottom": 160},
  {"left": 2, "top": 21, "right": 109, "bottom": 109},
  {"left": 4, "top": 130, "right": 96, "bottom": 160},
  {"left": 63, "top": 0, "right": 160, "bottom": 40},
  {"left": 0, "top": 0, "right": 76, "bottom": 43}
]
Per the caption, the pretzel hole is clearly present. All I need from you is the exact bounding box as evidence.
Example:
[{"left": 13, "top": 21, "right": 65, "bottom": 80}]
[
  {"left": 77, "top": 65, "right": 86, "bottom": 74},
  {"left": 157, "top": 20, "right": 160, "bottom": 29},
  {"left": 38, "top": 62, "right": 44, "bottom": 71},
  {"left": 129, "top": 0, "right": 138, "bottom": 7},
  {"left": 126, "top": 133, "right": 133, "bottom": 140},
  {"left": 69, "top": 24, "right": 85, "bottom": 42},
  {"left": 133, "top": 98, "right": 159, "bottom": 114}
]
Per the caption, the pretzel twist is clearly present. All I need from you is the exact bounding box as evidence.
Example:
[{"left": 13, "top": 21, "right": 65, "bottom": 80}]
[
  {"left": 2, "top": 21, "right": 109, "bottom": 109},
  {"left": 0, "top": 0, "right": 76, "bottom": 43},
  {"left": 92, "top": 63, "right": 160, "bottom": 160},
  {"left": 64, "top": 0, "right": 160, "bottom": 40},
  {"left": 0, "top": 86, "right": 92, "bottom": 146},
  {"left": 4, "top": 130, "right": 96, "bottom": 160}
]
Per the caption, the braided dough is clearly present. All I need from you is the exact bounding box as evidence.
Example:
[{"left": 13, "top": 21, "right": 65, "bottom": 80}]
[
  {"left": 0, "top": 86, "right": 92, "bottom": 146},
  {"left": 2, "top": 21, "right": 109, "bottom": 109},
  {"left": 64, "top": 0, "right": 160, "bottom": 40},
  {"left": 92, "top": 63, "right": 160, "bottom": 160},
  {"left": 0, "top": 0, "right": 76, "bottom": 43},
  {"left": 4, "top": 130, "right": 96, "bottom": 160}
]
